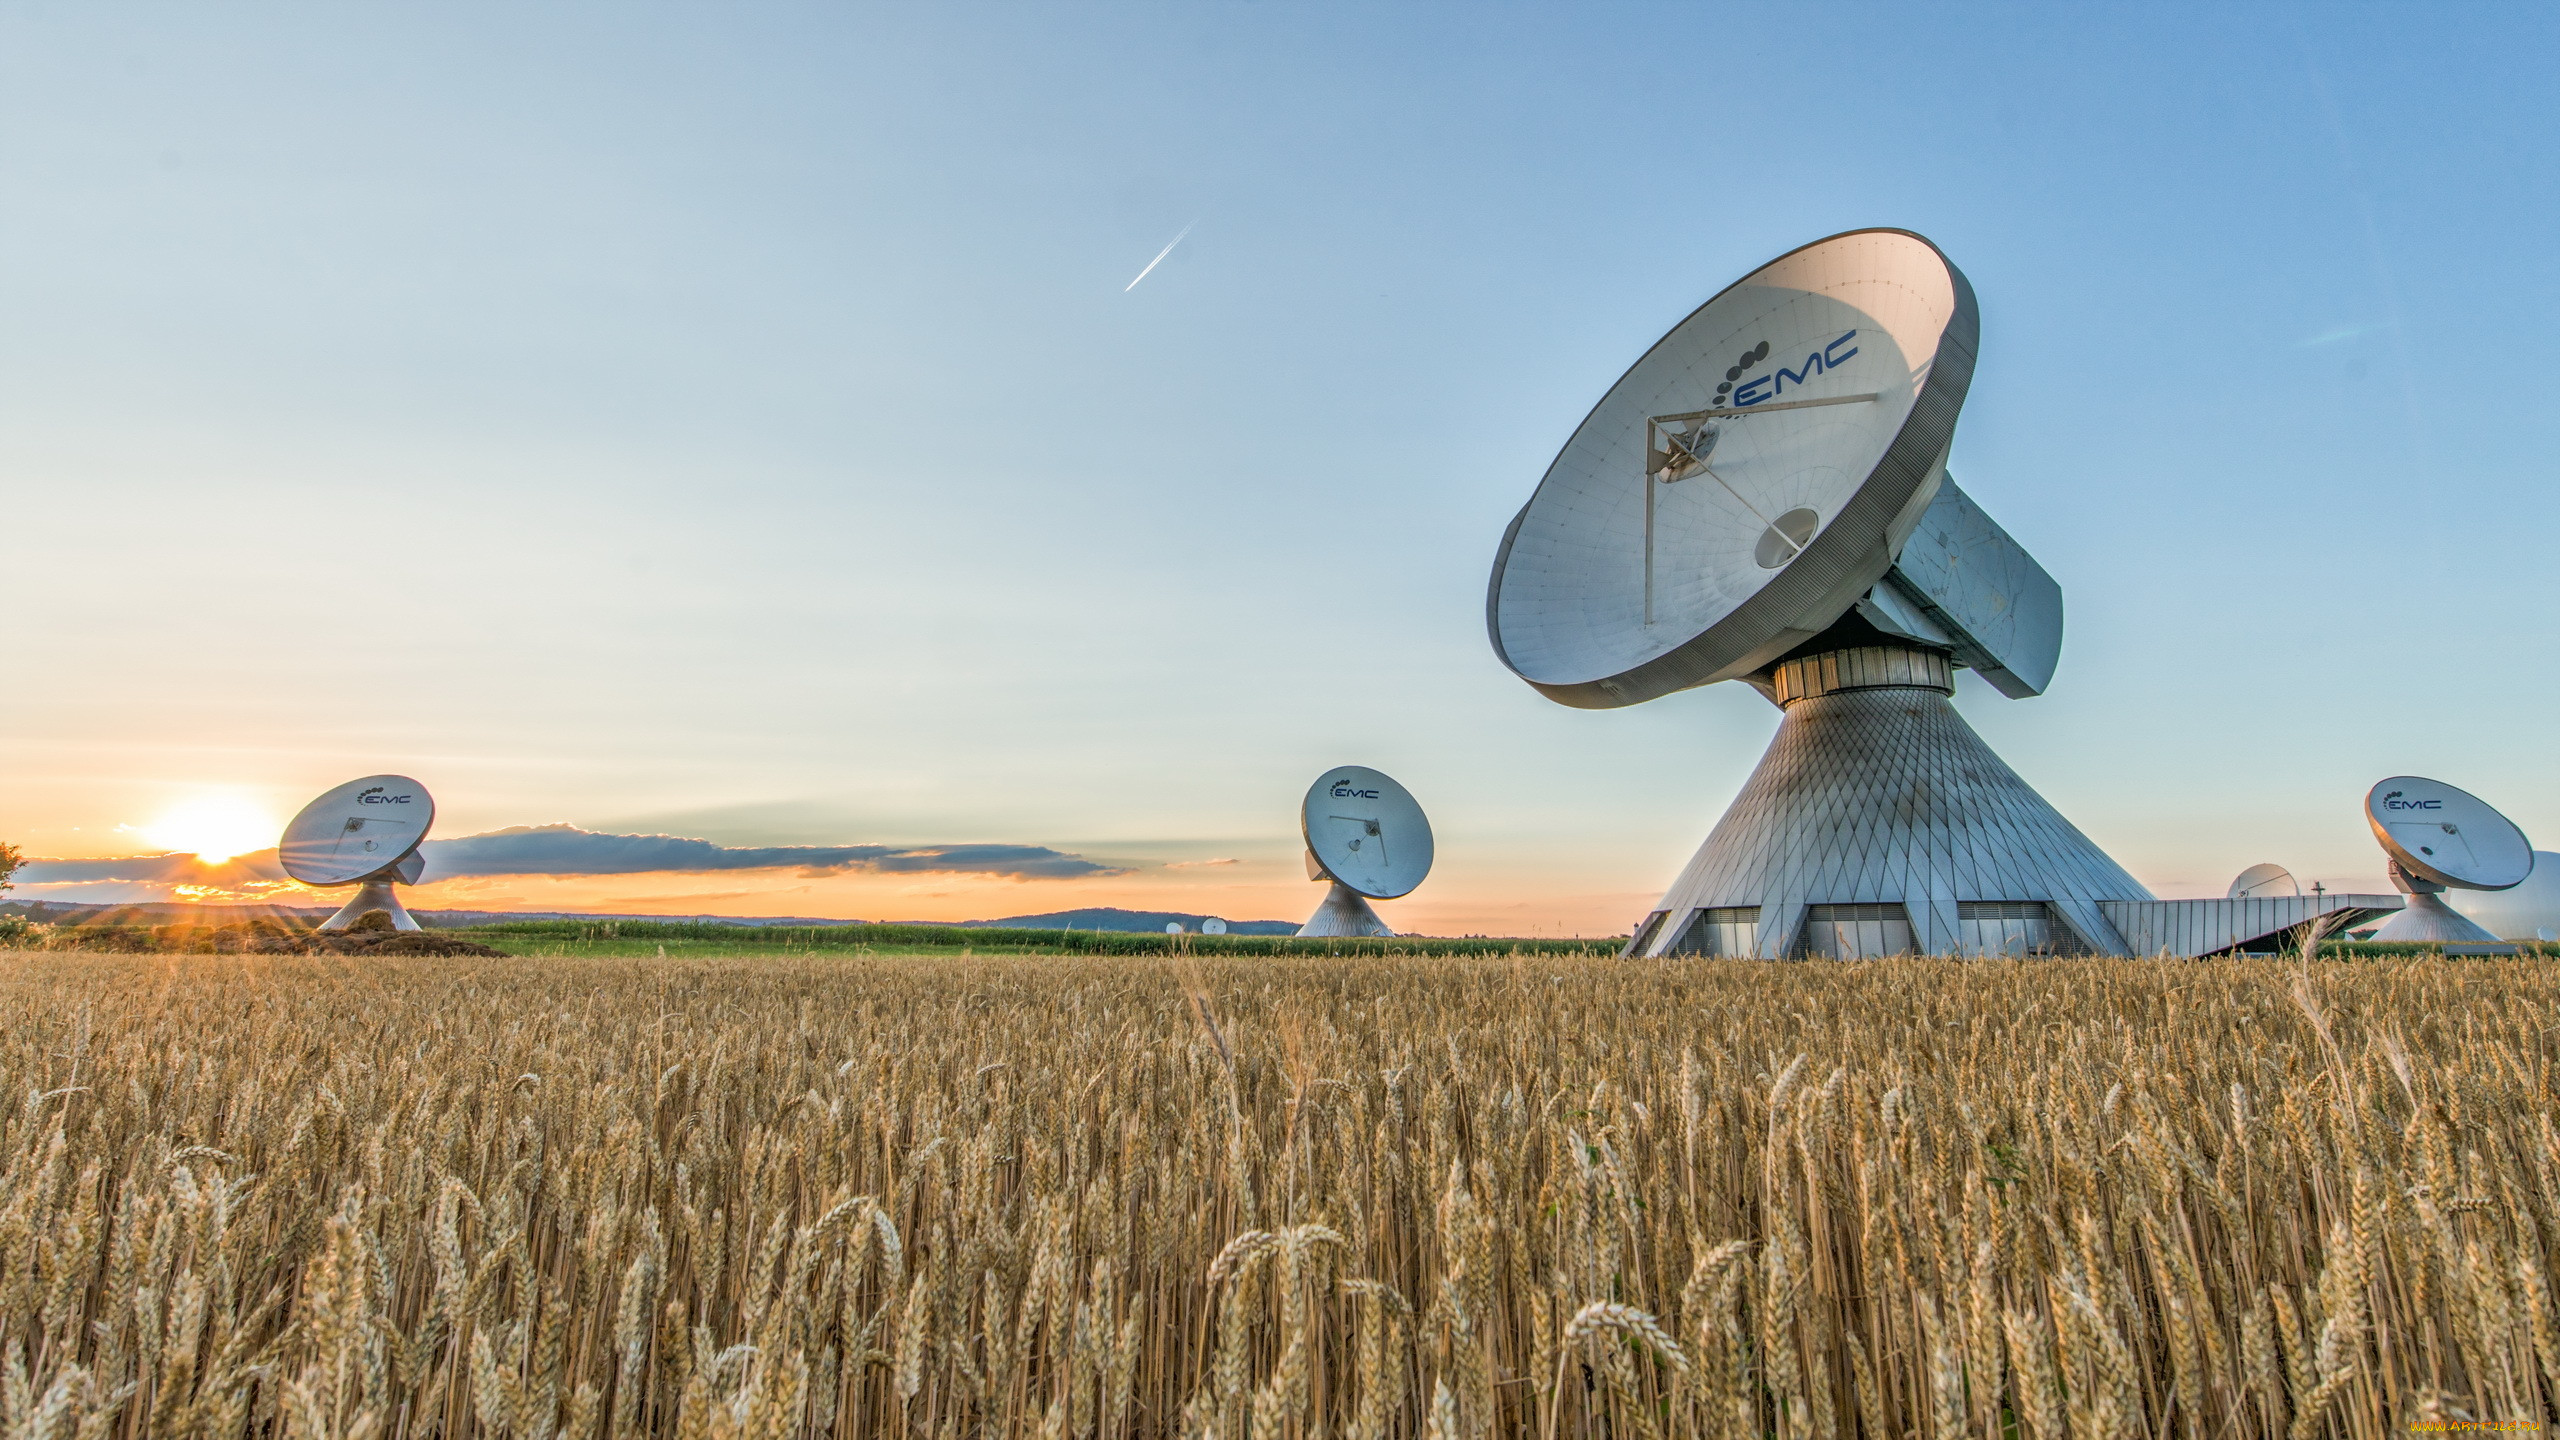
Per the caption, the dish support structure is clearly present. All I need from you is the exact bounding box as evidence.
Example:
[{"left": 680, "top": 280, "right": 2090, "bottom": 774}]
[{"left": 1627, "top": 642, "right": 2151, "bottom": 958}]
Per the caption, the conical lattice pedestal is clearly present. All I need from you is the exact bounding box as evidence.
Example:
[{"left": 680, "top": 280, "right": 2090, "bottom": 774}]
[
  {"left": 2369, "top": 890, "right": 2500, "bottom": 944},
  {"left": 1629, "top": 646, "right": 2150, "bottom": 958},
  {"left": 1298, "top": 881, "right": 1393, "bottom": 938},
  {"left": 319, "top": 878, "right": 421, "bottom": 932}
]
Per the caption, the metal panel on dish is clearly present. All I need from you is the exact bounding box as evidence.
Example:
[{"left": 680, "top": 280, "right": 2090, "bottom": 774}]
[{"left": 1869, "top": 476, "right": 2062, "bottom": 698}]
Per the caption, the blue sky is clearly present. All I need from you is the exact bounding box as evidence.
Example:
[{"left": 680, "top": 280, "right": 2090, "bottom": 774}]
[{"left": 4, "top": 4, "right": 2553, "bottom": 932}]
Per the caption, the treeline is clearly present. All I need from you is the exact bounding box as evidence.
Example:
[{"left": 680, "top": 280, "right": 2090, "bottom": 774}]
[{"left": 460, "top": 917, "right": 1622, "bottom": 956}]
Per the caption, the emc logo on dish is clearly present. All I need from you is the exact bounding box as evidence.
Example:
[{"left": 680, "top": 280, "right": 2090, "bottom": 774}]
[
  {"left": 1731, "top": 330, "right": 1860, "bottom": 408},
  {"left": 2380, "top": 790, "right": 2442, "bottom": 812},
  {"left": 357, "top": 786, "right": 415, "bottom": 805},
  {"left": 1330, "top": 781, "right": 1381, "bottom": 799}
]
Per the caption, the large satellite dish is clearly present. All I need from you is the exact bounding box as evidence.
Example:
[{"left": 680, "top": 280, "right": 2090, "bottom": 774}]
[
  {"left": 1297, "top": 765, "right": 1431, "bottom": 938},
  {"left": 279, "top": 774, "right": 435, "bottom": 932},
  {"left": 1493, "top": 229, "right": 2150, "bottom": 958},
  {"left": 1491, "top": 228, "right": 2059, "bottom": 708},
  {"left": 2363, "top": 776, "right": 2534, "bottom": 944},
  {"left": 2446, "top": 852, "right": 2560, "bottom": 942},
  {"left": 2227, "top": 863, "right": 2299, "bottom": 900}
]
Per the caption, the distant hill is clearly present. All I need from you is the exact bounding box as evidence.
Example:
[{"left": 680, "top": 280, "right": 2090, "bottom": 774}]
[
  {"left": 2, "top": 901, "right": 871, "bottom": 929},
  {"left": 424, "top": 909, "right": 871, "bottom": 927},
  {"left": 960, "top": 907, "right": 1298, "bottom": 935},
  {"left": 5, "top": 900, "right": 1293, "bottom": 934}
]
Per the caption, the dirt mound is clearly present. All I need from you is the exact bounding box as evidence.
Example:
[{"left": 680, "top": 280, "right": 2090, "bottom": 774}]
[
  {"left": 36, "top": 920, "right": 509, "bottom": 956},
  {"left": 247, "top": 929, "right": 510, "bottom": 957}
]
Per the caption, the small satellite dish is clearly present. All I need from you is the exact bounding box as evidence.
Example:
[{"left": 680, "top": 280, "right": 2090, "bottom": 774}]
[
  {"left": 1165, "top": 922, "right": 1184, "bottom": 934},
  {"left": 1298, "top": 765, "right": 1432, "bottom": 938},
  {"left": 1201, "top": 917, "right": 1228, "bottom": 935},
  {"left": 2364, "top": 776, "right": 2534, "bottom": 944},
  {"left": 2227, "top": 863, "right": 2299, "bottom": 900},
  {"left": 2366, "top": 777, "right": 2532, "bottom": 890},
  {"left": 279, "top": 774, "right": 435, "bottom": 932},
  {"left": 2444, "top": 850, "right": 2560, "bottom": 943}
]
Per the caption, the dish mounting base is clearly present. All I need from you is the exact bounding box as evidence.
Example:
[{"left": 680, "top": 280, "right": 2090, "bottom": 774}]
[
  {"left": 1628, "top": 643, "right": 2152, "bottom": 959},
  {"left": 319, "top": 879, "right": 422, "bottom": 933},
  {"left": 2368, "top": 888, "right": 2501, "bottom": 945},
  {"left": 1298, "top": 881, "right": 1393, "bottom": 939}
]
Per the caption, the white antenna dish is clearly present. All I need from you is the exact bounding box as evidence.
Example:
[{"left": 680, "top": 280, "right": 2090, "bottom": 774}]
[
  {"left": 2364, "top": 776, "right": 2533, "bottom": 944},
  {"left": 2445, "top": 851, "right": 2560, "bottom": 943},
  {"left": 1489, "top": 229, "right": 2061, "bottom": 707},
  {"left": 1297, "top": 765, "right": 1432, "bottom": 938},
  {"left": 279, "top": 774, "right": 435, "bottom": 932},
  {"left": 1201, "top": 917, "right": 1228, "bottom": 935},
  {"left": 1495, "top": 229, "right": 2149, "bottom": 958},
  {"left": 2227, "top": 863, "right": 2299, "bottom": 900},
  {"left": 2366, "top": 777, "right": 2533, "bottom": 890},
  {"left": 1164, "top": 922, "right": 1183, "bottom": 934}
]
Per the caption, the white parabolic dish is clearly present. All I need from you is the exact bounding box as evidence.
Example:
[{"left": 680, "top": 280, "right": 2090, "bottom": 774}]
[
  {"left": 2447, "top": 852, "right": 2560, "bottom": 940},
  {"left": 1489, "top": 229, "right": 1977, "bottom": 708},
  {"left": 279, "top": 775, "right": 436, "bottom": 887},
  {"left": 1302, "top": 766, "right": 1433, "bottom": 900},
  {"left": 2227, "top": 863, "right": 2299, "bottom": 900},
  {"left": 2365, "top": 776, "right": 2533, "bottom": 891}
]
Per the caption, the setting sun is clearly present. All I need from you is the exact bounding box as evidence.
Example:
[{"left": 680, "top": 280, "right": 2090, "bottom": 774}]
[{"left": 144, "top": 794, "right": 280, "bottom": 865}]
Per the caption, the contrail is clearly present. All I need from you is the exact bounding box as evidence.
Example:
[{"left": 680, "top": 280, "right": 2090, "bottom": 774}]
[{"left": 1124, "top": 221, "right": 1195, "bottom": 292}]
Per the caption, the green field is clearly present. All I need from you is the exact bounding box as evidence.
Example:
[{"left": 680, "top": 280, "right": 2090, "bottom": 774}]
[
  {"left": 11, "top": 909, "right": 2554, "bottom": 960},
  {"left": 460, "top": 922, "right": 2548, "bottom": 961},
  {"left": 10, "top": 912, "right": 1630, "bottom": 958},
  {"left": 421, "top": 919, "right": 1630, "bottom": 958}
]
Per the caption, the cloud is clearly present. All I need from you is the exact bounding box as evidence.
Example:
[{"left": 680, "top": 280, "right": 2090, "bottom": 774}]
[
  {"left": 10, "top": 827, "right": 1125, "bottom": 901},
  {"left": 15, "top": 852, "right": 286, "bottom": 885},
  {"left": 1163, "top": 857, "right": 1240, "bottom": 868},
  {"left": 414, "top": 826, "right": 1122, "bottom": 881}
]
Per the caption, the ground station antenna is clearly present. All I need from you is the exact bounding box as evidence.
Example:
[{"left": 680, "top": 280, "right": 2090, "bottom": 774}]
[
  {"left": 1296, "top": 765, "right": 1432, "bottom": 938},
  {"left": 278, "top": 774, "right": 436, "bottom": 932}
]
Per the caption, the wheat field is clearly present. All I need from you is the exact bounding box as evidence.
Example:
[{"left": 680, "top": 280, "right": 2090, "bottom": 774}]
[{"left": 0, "top": 950, "right": 2552, "bottom": 1439}]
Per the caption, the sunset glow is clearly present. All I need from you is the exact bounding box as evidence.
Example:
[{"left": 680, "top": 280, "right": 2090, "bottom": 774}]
[
  {"left": 0, "top": 8, "right": 2550, "bottom": 936},
  {"left": 144, "top": 795, "right": 279, "bottom": 865}
]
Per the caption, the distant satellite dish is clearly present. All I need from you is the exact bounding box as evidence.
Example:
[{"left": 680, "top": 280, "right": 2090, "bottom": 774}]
[
  {"left": 2365, "top": 776, "right": 2534, "bottom": 944},
  {"left": 1164, "top": 922, "right": 1184, "bottom": 934},
  {"left": 1201, "top": 917, "right": 1228, "bottom": 935},
  {"left": 2366, "top": 777, "right": 2532, "bottom": 890},
  {"left": 1298, "top": 765, "right": 1432, "bottom": 938},
  {"left": 2444, "top": 850, "right": 2560, "bottom": 943},
  {"left": 279, "top": 774, "right": 435, "bottom": 932},
  {"left": 2227, "top": 863, "right": 2299, "bottom": 900}
]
